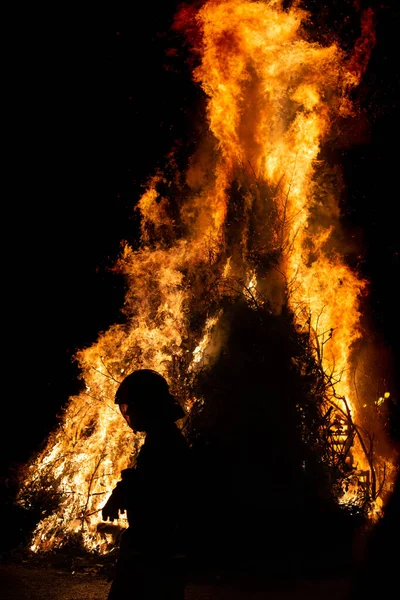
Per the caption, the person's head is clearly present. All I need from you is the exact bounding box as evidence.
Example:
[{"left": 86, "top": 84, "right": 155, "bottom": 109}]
[{"left": 114, "top": 369, "right": 185, "bottom": 432}]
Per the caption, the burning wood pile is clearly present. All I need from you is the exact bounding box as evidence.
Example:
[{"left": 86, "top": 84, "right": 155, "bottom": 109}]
[{"left": 17, "top": 0, "right": 397, "bottom": 558}]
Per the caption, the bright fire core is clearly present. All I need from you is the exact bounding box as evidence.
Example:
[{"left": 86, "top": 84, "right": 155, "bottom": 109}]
[{"left": 19, "top": 0, "right": 397, "bottom": 553}]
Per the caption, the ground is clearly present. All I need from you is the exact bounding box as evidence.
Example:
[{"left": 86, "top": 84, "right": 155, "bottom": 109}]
[{"left": 0, "top": 563, "right": 352, "bottom": 599}]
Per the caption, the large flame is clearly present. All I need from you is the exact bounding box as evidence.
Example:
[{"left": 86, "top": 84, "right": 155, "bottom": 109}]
[{"left": 19, "top": 0, "right": 397, "bottom": 553}]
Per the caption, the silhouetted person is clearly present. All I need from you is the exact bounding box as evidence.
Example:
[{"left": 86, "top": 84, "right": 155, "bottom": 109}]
[{"left": 102, "top": 369, "right": 190, "bottom": 599}]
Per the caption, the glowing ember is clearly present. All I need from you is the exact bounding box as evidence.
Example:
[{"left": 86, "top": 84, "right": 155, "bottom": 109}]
[{"left": 18, "top": 0, "right": 397, "bottom": 553}]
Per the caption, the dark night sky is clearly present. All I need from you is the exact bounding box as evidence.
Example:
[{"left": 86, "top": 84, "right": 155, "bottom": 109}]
[{"left": 4, "top": 0, "right": 399, "bottom": 480}]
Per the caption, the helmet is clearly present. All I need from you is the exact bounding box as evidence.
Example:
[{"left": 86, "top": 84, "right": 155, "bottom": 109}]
[
  {"left": 115, "top": 369, "right": 170, "bottom": 404},
  {"left": 115, "top": 369, "right": 185, "bottom": 425}
]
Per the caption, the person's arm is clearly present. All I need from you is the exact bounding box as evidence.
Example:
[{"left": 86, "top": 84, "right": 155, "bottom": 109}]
[{"left": 102, "top": 468, "right": 136, "bottom": 521}]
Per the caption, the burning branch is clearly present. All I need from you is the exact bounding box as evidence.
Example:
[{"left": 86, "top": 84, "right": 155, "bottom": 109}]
[{"left": 80, "top": 450, "right": 108, "bottom": 533}]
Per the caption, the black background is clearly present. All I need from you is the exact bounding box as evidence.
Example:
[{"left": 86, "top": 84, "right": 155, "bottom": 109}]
[{"left": 4, "top": 0, "right": 399, "bottom": 482}]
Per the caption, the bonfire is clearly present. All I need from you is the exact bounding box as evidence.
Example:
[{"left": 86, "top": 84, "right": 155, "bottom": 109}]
[{"left": 17, "top": 0, "right": 398, "bottom": 558}]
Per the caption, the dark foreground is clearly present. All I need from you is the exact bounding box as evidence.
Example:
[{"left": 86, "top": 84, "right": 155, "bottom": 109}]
[{"left": 0, "top": 563, "right": 352, "bottom": 600}]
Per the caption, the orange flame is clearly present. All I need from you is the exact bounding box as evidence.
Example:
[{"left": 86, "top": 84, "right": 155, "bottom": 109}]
[{"left": 19, "top": 0, "right": 397, "bottom": 553}]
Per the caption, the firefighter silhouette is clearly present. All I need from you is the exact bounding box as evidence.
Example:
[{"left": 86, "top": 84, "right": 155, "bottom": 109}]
[{"left": 102, "top": 369, "right": 189, "bottom": 600}]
